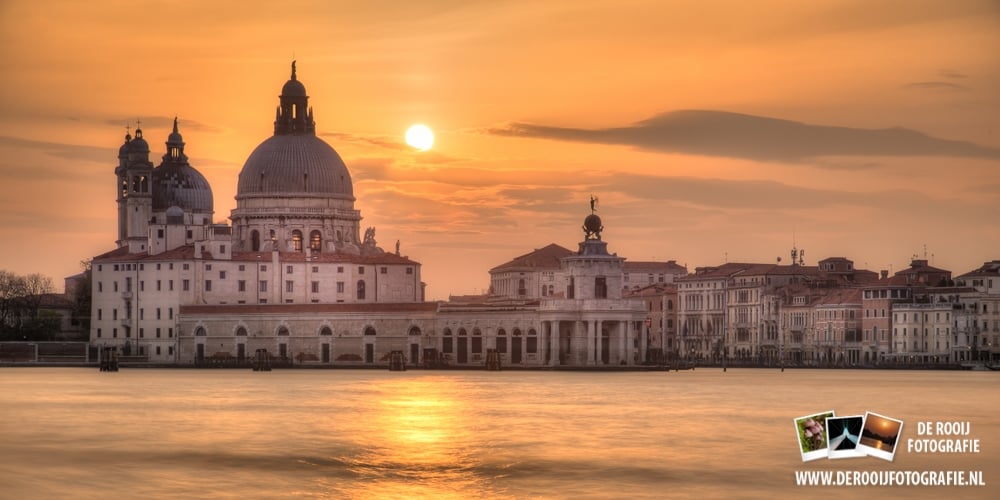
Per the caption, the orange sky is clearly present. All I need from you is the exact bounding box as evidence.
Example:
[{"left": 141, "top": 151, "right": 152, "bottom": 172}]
[{"left": 1, "top": 0, "right": 998, "bottom": 299}]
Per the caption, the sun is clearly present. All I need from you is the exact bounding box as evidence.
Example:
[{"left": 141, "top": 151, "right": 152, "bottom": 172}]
[{"left": 405, "top": 124, "right": 434, "bottom": 151}]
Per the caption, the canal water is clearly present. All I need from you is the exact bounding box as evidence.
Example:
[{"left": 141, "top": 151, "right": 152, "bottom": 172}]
[{"left": 1, "top": 368, "right": 996, "bottom": 499}]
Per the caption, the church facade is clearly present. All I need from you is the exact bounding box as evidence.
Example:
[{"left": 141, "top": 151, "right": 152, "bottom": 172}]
[{"left": 89, "top": 63, "right": 653, "bottom": 368}]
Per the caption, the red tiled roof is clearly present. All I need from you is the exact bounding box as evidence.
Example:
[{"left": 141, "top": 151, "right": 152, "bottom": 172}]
[
  {"left": 624, "top": 261, "right": 687, "bottom": 273},
  {"left": 490, "top": 243, "right": 574, "bottom": 272},
  {"left": 180, "top": 302, "right": 439, "bottom": 315}
]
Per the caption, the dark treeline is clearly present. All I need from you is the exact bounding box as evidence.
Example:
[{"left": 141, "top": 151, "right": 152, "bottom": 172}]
[{"left": 0, "top": 268, "right": 80, "bottom": 341}]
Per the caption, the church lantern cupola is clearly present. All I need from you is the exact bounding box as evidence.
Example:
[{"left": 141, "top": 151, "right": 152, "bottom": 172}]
[{"left": 274, "top": 60, "right": 315, "bottom": 135}]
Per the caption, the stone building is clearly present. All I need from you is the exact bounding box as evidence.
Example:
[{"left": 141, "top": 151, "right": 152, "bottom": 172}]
[{"left": 89, "top": 63, "right": 657, "bottom": 368}]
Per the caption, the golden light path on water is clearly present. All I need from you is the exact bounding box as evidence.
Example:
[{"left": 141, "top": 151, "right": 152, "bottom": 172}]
[{"left": 1, "top": 369, "right": 997, "bottom": 499}]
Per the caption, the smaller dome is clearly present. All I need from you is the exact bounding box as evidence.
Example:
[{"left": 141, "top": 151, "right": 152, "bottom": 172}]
[
  {"left": 153, "top": 162, "right": 213, "bottom": 212},
  {"left": 118, "top": 133, "right": 132, "bottom": 157},
  {"left": 282, "top": 78, "right": 306, "bottom": 97},
  {"left": 130, "top": 129, "right": 150, "bottom": 152}
]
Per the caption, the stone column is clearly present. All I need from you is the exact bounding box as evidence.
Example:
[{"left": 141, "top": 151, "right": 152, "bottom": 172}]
[
  {"left": 549, "top": 320, "right": 560, "bottom": 366},
  {"left": 619, "top": 320, "right": 627, "bottom": 365},
  {"left": 626, "top": 320, "right": 635, "bottom": 365},
  {"left": 595, "top": 320, "right": 603, "bottom": 365},
  {"left": 586, "top": 320, "right": 595, "bottom": 365},
  {"left": 640, "top": 320, "right": 648, "bottom": 364}
]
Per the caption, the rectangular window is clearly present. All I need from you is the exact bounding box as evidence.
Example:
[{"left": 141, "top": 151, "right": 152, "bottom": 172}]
[
  {"left": 311, "top": 281, "right": 319, "bottom": 293},
  {"left": 139, "top": 308, "right": 144, "bottom": 320},
  {"left": 337, "top": 282, "right": 345, "bottom": 293},
  {"left": 156, "top": 308, "right": 161, "bottom": 320},
  {"left": 381, "top": 267, "right": 388, "bottom": 274},
  {"left": 496, "top": 336, "right": 507, "bottom": 353},
  {"left": 205, "top": 264, "right": 212, "bottom": 271},
  {"left": 168, "top": 328, "right": 173, "bottom": 338},
  {"left": 168, "top": 308, "right": 173, "bottom": 319},
  {"left": 337, "top": 266, "right": 344, "bottom": 273},
  {"left": 406, "top": 267, "right": 413, "bottom": 275},
  {"left": 259, "top": 281, "right": 268, "bottom": 292},
  {"left": 113, "top": 328, "right": 118, "bottom": 338},
  {"left": 286, "top": 265, "right": 293, "bottom": 274},
  {"left": 156, "top": 346, "right": 161, "bottom": 356},
  {"left": 238, "top": 280, "right": 246, "bottom": 292},
  {"left": 239, "top": 265, "right": 246, "bottom": 271},
  {"left": 358, "top": 266, "right": 365, "bottom": 274},
  {"left": 97, "top": 328, "right": 102, "bottom": 338},
  {"left": 139, "top": 281, "right": 144, "bottom": 292},
  {"left": 220, "top": 245, "right": 226, "bottom": 254},
  {"left": 98, "top": 309, "right": 103, "bottom": 320},
  {"left": 205, "top": 280, "right": 212, "bottom": 292},
  {"left": 156, "top": 328, "right": 161, "bottom": 338},
  {"left": 286, "top": 280, "right": 294, "bottom": 293},
  {"left": 312, "top": 266, "right": 319, "bottom": 273},
  {"left": 139, "top": 328, "right": 144, "bottom": 338},
  {"left": 261, "top": 265, "right": 267, "bottom": 272},
  {"left": 113, "top": 309, "right": 118, "bottom": 320},
  {"left": 156, "top": 280, "right": 161, "bottom": 291},
  {"left": 443, "top": 337, "right": 453, "bottom": 354},
  {"left": 183, "top": 280, "right": 190, "bottom": 291},
  {"left": 169, "top": 280, "right": 174, "bottom": 291},
  {"left": 114, "top": 281, "right": 119, "bottom": 292},
  {"left": 220, "top": 271, "right": 226, "bottom": 280},
  {"left": 183, "top": 263, "right": 189, "bottom": 270},
  {"left": 98, "top": 282, "right": 103, "bottom": 292}
]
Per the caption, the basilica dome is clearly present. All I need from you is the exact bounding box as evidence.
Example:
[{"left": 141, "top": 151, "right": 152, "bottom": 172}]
[
  {"left": 237, "top": 134, "right": 353, "bottom": 198},
  {"left": 152, "top": 162, "right": 213, "bottom": 212},
  {"left": 235, "top": 61, "right": 354, "bottom": 201},
  {"left": 153, "top": 118, "right": 214, "bottom": 213}
]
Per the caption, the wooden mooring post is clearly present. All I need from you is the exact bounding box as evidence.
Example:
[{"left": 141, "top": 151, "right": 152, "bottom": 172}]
[
  {"left": 99, "top": 347, "right": 119, "bottom": 372},
  {"left": 485, "top": 348, "right": 501, "bottom": 371},
  {"left": 388, "top": 350, "right": 406, "bottom": 371},
  {"left": 252, "top": 349, "right": 272, "bottom": 371}
]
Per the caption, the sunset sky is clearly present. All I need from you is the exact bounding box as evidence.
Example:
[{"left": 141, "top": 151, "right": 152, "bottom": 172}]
[{"left": 1, "top": 0, "right": 998, "bottom": 299}]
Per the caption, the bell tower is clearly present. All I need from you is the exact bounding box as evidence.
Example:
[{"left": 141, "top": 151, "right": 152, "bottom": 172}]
[{"left": 115, "top": 123, "right": 154, "bottom": 252}]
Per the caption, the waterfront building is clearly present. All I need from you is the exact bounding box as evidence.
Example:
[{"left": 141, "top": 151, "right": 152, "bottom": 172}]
[
  {"left": 88, "top": 63, "right": 656, "bottom": 368},
  {"left": 953, "top": 261, "right": 1000, "bottom": 363}
]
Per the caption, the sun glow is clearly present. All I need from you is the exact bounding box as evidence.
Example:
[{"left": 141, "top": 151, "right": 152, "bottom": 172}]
[{"left": 405, "top": 124, "right": 434, "bottom": 151}]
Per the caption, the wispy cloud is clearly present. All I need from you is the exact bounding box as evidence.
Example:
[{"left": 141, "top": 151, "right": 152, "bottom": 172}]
[
  {"left": 903, "top": 81, "right": 968, "bottom": 91},
  {"left": 488, "top": 110, "right": 1000, "bottom": 163}
]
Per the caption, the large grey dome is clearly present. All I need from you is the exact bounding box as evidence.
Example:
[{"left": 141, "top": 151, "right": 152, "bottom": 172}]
[
  {"left": 237, "top": 134, "right": 354, "bottom": 199},
  {"left": 152, "top": 162, "right": 213, "bottom": 212}
]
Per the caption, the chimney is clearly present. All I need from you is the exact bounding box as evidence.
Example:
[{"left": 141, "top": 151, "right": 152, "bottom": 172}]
[{"left": 880, "top": 270, "right": 889, "bottom": 279}]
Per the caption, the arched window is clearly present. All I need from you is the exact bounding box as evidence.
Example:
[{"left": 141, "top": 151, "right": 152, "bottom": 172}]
[
  {"left": 517, "top": 279, "right": 526, "bottom": 296},
  {"left": 194, "top": 327, "right": 207, "bottom": 336},
  {"left": 320, "top": 326, "right": 333, "bottom": 336},
  {"left": 292, "top": 230, "right": 303, "bottom": 252},
  {"left": 235, "top": 327, "right": 248, "bottom": 336},
  {"left": 277, "top": 326, "right": 290, "bottom": 336},
  {"left": 408, "top": 326, "right": 422, "bottom": 336},
  {"left": 310, "top": 230, "right": 322, "bottom": 252},
  {"left": 251, "top": 230, "right": 260, "bottom": 251},
  {"left": 364, "top": 326, "right": 376, "bottom": 336},
  {"left": 458, "top": 328, "right": 468, "bottom": 336},
  {"left": 512, "top": 328, "right": 522, "bottom": 336},
  {"left": 357, "top": 280, "right": 366, "bottom": 300}
]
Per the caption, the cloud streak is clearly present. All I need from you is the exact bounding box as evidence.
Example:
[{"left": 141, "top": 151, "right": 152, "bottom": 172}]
[{"left": 489, "top": 110, "right": 1000, "bottom": 163}]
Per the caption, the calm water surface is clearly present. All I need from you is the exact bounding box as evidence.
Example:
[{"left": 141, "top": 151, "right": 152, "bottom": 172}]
[{"left": 1, "top": 368, "right": 997, "bottom": 499}]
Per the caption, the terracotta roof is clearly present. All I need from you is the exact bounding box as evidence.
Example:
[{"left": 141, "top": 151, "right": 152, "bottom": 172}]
[
  {"left": 180, "top": 302, "right": 438, "bottom": 315},
  {"left": 624, "top": 261, "right": 687, "bottom": 273},
  {"left": 490, "top": 243, "right": 573, "bottom": 273},
  {"left": 93, "top": 245, "right": 419, "bottom": 265},
  {"left": 956, "top": 261, "right": 1000, "bottom": 279},
  {"left": 677, "top": 262, "right": 756, "bottom": 280},
  {"left": 814, "top": 287, "right": 862, "bottom": 306}
]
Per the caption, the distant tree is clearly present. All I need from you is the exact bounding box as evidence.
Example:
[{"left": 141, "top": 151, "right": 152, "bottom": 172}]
[{"left": 0, "top": 270, "right": 55, "bottom": 340}]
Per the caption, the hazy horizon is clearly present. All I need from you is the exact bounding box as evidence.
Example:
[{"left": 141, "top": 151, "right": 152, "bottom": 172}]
[{"left": 1, "top": 1, "right": 998, "bottom": 299}]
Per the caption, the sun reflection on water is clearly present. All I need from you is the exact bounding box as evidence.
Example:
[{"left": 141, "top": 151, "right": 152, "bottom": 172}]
[{"left": 331, "top": 376, "right": 495, "bottom": 499}]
